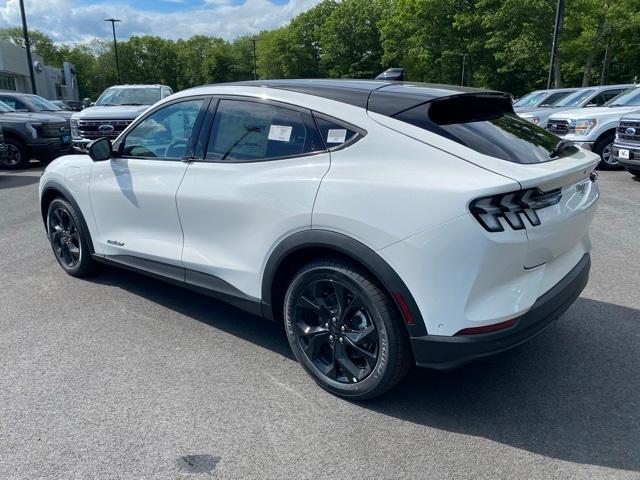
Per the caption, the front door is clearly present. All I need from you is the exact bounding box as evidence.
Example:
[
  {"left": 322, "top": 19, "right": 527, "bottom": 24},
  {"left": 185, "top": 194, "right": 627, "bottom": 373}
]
[{"left": 89, "top": 97, "right": 208, "bottom": 268}]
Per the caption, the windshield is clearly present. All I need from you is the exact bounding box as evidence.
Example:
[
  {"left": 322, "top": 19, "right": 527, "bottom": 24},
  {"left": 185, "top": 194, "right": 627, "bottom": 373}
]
[
  {"left": 553, "top": 89, "right": 596, "bottom": 107},
  {"left": 25, "top": 95, "right": 63, "bottom": 111},
  {"left": 514, "top": 91, "right": 547, "bottom": 107},
  {"left": 605, "top": 87, "right": 640, "bottom": 107},
  {"left": 96, "top": 87, "right": 161, "bottom": 106},
  {"left": 0, "top": 100, "right": 15, "bottom": 113}
]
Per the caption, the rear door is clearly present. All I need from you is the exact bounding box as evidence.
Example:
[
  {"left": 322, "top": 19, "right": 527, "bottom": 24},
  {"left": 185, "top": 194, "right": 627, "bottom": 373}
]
[
  {"left": 89, "top": 97, "right": 208, "bottom": 268},
  {"left": 176, "top": 97, "right": 330, "bottom": 298}
]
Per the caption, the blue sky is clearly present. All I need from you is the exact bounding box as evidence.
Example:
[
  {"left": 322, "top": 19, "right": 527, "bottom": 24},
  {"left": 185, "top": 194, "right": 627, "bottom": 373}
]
[{"left": 0, "top": 0, "right": 312, "bottom": 42}]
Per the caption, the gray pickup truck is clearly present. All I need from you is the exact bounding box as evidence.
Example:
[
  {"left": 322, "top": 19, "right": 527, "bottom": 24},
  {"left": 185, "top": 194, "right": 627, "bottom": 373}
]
[
  {"left": 0, "top": 100, "right": 72, "bottom": 170},
  {"left": 71, "top": 84, "right": 173, "bottom": 151},
  {"left": 612, "top": 112, "right": 640, "bottom": 178}
]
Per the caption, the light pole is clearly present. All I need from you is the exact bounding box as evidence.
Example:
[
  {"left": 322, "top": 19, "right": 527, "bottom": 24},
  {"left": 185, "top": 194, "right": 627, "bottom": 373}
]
[
  {"left": 547, "top": 0, "right": 565, "bottom": 89},
  {"left": 19, "top": 0, "right": 37, "bottom": 94},
  {"left": 461, "top": 54, "right": 468, "bottom": 86},
  {"left": 104, "top": 18, "right": 122, "bottom": 84}
]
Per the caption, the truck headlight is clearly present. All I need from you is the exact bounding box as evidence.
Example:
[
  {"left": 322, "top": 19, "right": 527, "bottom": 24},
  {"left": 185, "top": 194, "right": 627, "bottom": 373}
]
[
  {"left": 523, "top": 115, "right": 540, "bottom": 125},
  {"left": 570, "top": 119, "right": 597, "bottom": 136},
  {"left": 70, "top": 119, "right": 80, "bottom": 138},
  {"left": 25, "top": 122, "right": 42, "bottom": 139}
]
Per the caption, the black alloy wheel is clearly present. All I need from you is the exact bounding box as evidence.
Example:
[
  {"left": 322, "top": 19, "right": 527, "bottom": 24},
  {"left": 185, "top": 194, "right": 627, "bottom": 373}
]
[
  {"left": 291, "top": 278, "right": 379, "bottom": 384},
  {"left": 284, "top": 259, "right": 412, "bottom": 400},
  {"left": 1, "top": 138, "right": 29, "bottom": 170},
  {"left": 47, "top": 198, "right": 95, "bottom": 277},
  {"left": 49, "top": 204, "right": 81, "bottom": 269}
]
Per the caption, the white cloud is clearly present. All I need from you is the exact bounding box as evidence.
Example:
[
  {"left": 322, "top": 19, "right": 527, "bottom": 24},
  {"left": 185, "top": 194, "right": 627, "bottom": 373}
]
[{"left": 0, "top": 0, "right": 321, "bottom": 43}]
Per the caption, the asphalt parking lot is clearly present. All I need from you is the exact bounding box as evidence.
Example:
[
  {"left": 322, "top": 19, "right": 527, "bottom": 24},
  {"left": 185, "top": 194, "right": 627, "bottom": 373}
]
[{"left": 1, "top": 165, "right": 639, "bottom": 479}]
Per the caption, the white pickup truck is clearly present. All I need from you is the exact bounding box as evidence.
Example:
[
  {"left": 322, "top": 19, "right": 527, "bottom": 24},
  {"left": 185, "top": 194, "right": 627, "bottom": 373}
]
[
  {"left": 71, "top": 84, "right": 173, "bottom": 151},
  {"left": 545, "top": 85, "right": 640, "bottom": 169}
]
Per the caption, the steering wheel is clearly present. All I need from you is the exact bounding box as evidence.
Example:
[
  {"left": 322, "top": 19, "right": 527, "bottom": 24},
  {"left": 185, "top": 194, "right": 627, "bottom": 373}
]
[{"left": 164, "top": 139, "right": 188, "bottom": 158}]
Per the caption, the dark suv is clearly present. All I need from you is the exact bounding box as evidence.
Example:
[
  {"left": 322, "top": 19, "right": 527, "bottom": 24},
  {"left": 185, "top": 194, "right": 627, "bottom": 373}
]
[
  {"left": 0, "top": 101, "right": 72, "bottom": 170},
  {"left": 0, "top": 92, "right": 73, "bottom": 120}
]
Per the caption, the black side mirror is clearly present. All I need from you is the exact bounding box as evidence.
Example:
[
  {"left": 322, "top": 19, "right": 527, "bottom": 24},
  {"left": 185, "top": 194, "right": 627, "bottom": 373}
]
[{"left": 88, "top": 138, "right": 112, "bottom": 162}]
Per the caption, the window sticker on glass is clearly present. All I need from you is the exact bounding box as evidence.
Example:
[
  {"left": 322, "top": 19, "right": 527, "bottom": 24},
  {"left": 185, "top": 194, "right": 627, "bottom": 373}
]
[
  {"left": 327, "top": 129, "right": 347, "bottom": 144},
  {"left": 268, "top": 125, "right": 293, "bottom": 142}
]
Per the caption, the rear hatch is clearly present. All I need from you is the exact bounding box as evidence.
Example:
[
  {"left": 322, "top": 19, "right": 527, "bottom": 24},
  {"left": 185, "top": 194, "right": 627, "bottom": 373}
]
[{"left": 367, "top": 85, "right": 600, "bottom": 267}]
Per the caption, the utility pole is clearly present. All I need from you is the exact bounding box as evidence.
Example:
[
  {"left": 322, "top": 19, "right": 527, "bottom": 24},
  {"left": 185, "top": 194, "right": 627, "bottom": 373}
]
[
  {"left": 461, "top": 54, "right": 468, "bottom": 86},
  {"left": 600, "top": 30, "right": 613, "bottom": 85},
  {"left": 19, "top": 0, "right": 37, "bottom": 94},
  {"left": 547, "top": 0, "right": 565, "bottom": 89},
  {"left": 250, "top": 38, "right": 257, "bottom": 80},
  {"left": 104, "top": 18, "right": 122, "bottom": 84}
]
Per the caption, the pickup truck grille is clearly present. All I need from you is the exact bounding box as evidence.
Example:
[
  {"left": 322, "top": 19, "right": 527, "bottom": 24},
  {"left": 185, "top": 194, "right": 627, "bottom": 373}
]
[
  {"left": 77, "top": 119, "right": 133, "bottom": 140},
  {"left": 546, "top": 119, "right": 570, "bottom": 136},
  {"left": 617, "top": 121, "right": 640, "bottom": 144}
]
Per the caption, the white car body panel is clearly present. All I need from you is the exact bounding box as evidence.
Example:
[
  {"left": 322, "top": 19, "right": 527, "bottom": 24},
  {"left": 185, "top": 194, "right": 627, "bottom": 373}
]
[
  {"left": 89, "top": 158, "right": 188, "bottom": 265},
  {"left": 177, "top": 153, "right": 331, "bottom": 298}
]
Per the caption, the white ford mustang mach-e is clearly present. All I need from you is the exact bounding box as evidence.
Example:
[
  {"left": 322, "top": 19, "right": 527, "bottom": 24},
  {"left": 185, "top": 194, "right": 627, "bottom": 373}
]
[{"left": 39, "top": 80, "right": 600, "bottom": 399}]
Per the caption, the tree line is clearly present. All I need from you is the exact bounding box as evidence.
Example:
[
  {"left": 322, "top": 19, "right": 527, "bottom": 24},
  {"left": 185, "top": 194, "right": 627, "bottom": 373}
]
[{"left": 1, "top": 0, "right": 639, "bottom": 100}]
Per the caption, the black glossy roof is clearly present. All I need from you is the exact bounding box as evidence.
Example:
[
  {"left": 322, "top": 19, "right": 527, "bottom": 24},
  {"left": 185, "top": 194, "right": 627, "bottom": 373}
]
[{"left": 232, "top": 79, "right": 504, "bottom": 116}]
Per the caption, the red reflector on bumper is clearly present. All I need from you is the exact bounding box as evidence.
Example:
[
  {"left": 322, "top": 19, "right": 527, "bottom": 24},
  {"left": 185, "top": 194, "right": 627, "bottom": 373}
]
[
  {"left": 393, "top": 293, "right": 415, "bottom": 325},
  {"left": 455, "top": 318, "right": 517, "bottom": 336}
]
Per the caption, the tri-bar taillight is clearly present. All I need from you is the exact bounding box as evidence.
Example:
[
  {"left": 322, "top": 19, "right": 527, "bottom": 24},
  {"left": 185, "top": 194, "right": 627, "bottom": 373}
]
[{"left": 470, "top": 188, "right": 562, "bottom": 232}]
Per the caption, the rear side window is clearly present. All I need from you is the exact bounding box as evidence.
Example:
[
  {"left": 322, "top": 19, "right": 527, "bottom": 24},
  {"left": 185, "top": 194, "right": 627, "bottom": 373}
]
[
  {"left": 314, "top": 116, "right": 359, "bottom": 149},
  {"left": 205, "top": 100, "right": 323, "bottom": 162},
  {"left": 393, "top": 95, "right": 577, "bottom": 164}
]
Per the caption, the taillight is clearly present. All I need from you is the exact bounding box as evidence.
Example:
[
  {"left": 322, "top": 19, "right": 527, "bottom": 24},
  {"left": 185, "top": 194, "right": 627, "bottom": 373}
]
[{"left": 470, "top": 188, "right": 562, "bottom": 232}]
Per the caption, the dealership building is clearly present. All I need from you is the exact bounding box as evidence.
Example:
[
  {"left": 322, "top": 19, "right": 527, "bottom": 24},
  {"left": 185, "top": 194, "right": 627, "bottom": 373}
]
[{"left": 0, "top": 38, "right": 80, "bottom": 101}]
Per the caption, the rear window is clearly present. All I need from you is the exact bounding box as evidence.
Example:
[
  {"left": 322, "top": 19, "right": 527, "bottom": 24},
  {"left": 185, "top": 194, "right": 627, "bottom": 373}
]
[{"left": 393, "top": 94, "right": 577, "bottom": 164}]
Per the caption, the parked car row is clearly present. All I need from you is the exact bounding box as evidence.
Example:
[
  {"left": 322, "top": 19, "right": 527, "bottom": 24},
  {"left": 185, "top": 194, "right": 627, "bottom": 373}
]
[
  {"left": 516, "top": 84, "right": 640, "bottom": 171},
  {"left": 0, "top": 86, "right": 173, "bottom": 170}
]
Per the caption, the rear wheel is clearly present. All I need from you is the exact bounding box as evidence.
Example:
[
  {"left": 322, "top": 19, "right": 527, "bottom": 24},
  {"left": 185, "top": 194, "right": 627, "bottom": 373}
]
[
  {"left": 47, "top": 198, "right": 95, "bottom": 277},
  {"left": 594, "top": 133, "right": 619, "bottom": 170},
  {"left": 1, "top": 138, "right": 29, "bottom": 170},
  {"left": 284, "top": 259, "right": 412, "bottom": 400}
]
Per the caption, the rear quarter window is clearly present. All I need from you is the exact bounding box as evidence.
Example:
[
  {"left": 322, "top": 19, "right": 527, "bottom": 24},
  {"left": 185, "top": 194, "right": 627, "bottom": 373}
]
[{"left": 393, "top": 96, "right": 577, "bottom": 164}]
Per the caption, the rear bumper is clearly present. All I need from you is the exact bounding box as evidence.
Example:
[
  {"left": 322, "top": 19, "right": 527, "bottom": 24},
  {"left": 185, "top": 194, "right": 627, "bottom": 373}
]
[{"left": 410, "top": 253, "right": 590, "bottom": 370}]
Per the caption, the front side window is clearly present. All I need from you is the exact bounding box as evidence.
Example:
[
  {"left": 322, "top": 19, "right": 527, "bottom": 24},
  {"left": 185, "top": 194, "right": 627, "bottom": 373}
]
[
  {"left": 0, "top": 97, "right": 27, "bottom": 111},
  {"left": 539, "top": 91, "right": 573, "bottom": 107},
  {"left": 122, "top": 99, "right": 205, "bottom": 159},
  {"left": 205, "top": 100, "right": 323, "bottom": 162},
  {"left": 594, "top": 89, "right": 626, "bottom": 105},
  {"left": 553, "top": 89, "right": 596, "bottom": 107}
]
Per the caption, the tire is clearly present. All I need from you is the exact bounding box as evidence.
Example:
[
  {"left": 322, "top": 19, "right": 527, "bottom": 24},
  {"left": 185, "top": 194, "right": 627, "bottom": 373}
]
[
  {"left": 626, "top": 167, "right": 640, "bottom": 178},
  {"left": 47, "top": 198, "right": 95, "bottom": 277},
  {"left": 1, "top": 137, "right": 29, "bottom": 170},
  {"left": 593, "top": 133, "right": 620, "bottom": 170},
  {"left": 284, "top": 259, "right": 412, "bottom": 400}
]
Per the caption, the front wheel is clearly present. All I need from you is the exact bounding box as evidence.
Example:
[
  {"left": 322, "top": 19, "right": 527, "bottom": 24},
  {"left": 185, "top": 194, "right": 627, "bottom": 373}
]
[
  {"left": 594, "top": 133, "right": 620, "bottom": 170},
  {"left": 47, "top": 198, "right": 95, "bottom": 277},
  {"left": 1, "top": 138, "right": 29, "bottom": 170},
  {"left": 284, "top": 259, "right": 412, "bottom": 400}
]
